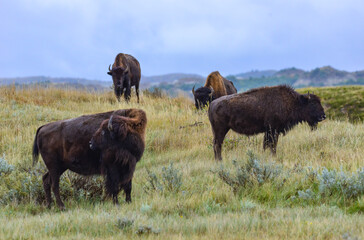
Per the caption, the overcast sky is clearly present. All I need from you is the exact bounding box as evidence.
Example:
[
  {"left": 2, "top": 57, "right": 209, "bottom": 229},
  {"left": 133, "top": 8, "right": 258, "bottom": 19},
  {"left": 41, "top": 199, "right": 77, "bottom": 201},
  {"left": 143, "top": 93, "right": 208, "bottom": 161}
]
[{"left": 1, "top": 0, "right": 364, "bottom": 80}]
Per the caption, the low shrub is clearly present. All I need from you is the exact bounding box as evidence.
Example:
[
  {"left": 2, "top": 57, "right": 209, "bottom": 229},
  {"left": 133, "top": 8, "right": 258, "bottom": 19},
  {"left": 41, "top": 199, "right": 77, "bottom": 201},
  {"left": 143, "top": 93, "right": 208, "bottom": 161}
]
[
  {"left": 0, "top": 159, "right": 104, "bottom": 206},
  {"left": 318, "top": 167, "right": 364, "bottom": 199},
  {"left": 116, "top": 217, "right": 134, "bottom": 232},
  {"left": 136, "top": 225, "right": 160, "bottom": 235},
  {"left": 143, "top": 163, "right": 183, "bottom": 194},
  {"left": 214, "top": 151, "right": 282, "bottom": 193},
  {"left": 0, "top": 155, "right": 14, "bottom": 176},
  {"left": 142, "top": 88, "right": 166, "bottom": 98}
]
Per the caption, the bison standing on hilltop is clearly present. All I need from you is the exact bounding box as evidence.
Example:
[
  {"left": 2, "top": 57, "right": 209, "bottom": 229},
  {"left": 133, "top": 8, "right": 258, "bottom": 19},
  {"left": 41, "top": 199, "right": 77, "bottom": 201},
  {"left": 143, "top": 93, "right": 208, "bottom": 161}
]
[
  {"left": 192, "top": 71, "right": 237, "bottom": 109},
  {"left": 108, "top": 53, "right": 141, "bottom": 103},
  {"left": 208, "top": 85, "right": 326, "bottom": 161},
  {"left": 32, "top": 109, "right": 147, "bottom": 209}
]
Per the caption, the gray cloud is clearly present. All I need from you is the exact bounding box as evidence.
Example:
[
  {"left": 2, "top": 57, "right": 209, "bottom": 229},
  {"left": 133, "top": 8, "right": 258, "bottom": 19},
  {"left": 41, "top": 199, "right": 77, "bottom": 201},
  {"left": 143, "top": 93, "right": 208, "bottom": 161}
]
[{"left": 1, "top": 0, "right": 363, "bottom": 79}]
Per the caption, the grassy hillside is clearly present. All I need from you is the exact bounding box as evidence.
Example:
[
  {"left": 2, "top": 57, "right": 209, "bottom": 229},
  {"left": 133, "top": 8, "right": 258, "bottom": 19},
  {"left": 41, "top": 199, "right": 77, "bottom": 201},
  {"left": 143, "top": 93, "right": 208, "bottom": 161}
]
[
  {"left": 298, "top": 85, "right": 364, "bottom": 122},
  {"left": 0, "top": 85, "right": 364, "bottom": 239}
]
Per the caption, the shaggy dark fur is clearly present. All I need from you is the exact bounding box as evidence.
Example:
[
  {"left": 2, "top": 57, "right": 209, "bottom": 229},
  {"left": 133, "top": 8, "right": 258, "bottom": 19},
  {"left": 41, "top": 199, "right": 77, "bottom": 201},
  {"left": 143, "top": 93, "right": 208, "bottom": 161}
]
[
  {"left": 208, "top": 85, "right": 326, "bottom": 160},
  {"left": 192, "top": 71, "right": 237, "bottom": 109},
  {"left": 108, "top": 53, "right": 141, "bottom": 103},
  {"left": 32, "top": 109, "right": 147, "bottom": 209},
  {"left": 89, "top": 110, "right": 146, "bottom": 205}
]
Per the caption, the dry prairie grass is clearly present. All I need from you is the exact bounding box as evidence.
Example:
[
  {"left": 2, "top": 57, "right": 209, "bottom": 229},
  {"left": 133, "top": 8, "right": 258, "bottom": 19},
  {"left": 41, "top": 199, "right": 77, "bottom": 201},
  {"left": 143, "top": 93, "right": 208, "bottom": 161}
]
[{"left": 0, "top": 85, "right": 363, "bottom": 239}]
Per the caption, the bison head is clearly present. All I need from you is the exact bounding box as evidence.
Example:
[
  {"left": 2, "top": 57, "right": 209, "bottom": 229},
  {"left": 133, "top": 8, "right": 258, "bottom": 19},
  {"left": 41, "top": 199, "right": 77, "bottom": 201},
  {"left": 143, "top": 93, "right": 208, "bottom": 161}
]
[
  {"left": 192, "top": 85, "right": 215, "bottom": 109},
  {"left": 107, "top": 64, "right": 130, "bottom": 99},
  {"left": 300, "top": 92, "right": 326, "bottom": 130},
  {"left": 89, "top": 115, "right": 128, "bottom": 151}
]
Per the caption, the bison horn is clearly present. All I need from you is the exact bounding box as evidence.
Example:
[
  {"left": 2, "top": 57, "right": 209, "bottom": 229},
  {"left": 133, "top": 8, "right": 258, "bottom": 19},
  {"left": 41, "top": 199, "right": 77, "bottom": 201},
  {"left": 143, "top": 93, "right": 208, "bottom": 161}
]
[
  {"left": 192, "top": 85, "right": 195, "bottom": 95},
  {"left": 307, "top": 91, "right": 311, "bottom": 99},
  {"left": 209, "top": 87, "right": 214, "bottom": 97},
  {"left": 108, "top": 115, "right": 113, "bottom": 131},
  {"left": 125, "top": 64, "right": 129, "bottom": 73},
  {"left": 108, "top": 64, "right": 112, "bottom": 72}
]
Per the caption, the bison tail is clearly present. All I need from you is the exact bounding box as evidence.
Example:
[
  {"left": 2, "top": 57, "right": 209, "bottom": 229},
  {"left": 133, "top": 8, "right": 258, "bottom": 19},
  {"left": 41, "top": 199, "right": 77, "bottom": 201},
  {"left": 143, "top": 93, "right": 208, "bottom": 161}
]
[{"left": 32, "top": 126, "right": 42, "bottom": 167}]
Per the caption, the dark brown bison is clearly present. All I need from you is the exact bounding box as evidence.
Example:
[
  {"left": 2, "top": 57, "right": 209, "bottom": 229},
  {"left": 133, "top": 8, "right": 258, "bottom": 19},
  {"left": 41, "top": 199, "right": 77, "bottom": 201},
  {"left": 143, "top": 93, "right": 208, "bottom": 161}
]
[
  {"left": 32, "top": 109, "right": 147, "bottom": 209},
  {"left": 192, "top": 71, "right": 237, "bottom": 109},
  {"left": 108, "top": 53, "right": 141, "bottom": 103},
  {"left": 208, "top": 85, "right": 326, "bottom": 161}
]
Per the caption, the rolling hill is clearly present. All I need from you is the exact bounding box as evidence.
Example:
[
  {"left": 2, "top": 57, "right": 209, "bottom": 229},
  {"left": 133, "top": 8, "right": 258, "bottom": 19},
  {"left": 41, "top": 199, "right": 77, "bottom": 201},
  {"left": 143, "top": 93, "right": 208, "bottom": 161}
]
[{"left": 1, "top": 66, "right": 364, "bottom": 96}]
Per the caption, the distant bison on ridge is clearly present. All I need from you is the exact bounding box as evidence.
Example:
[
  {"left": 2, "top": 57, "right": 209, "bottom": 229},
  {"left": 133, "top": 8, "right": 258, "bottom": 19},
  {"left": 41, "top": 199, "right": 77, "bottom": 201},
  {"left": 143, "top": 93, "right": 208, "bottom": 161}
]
[
  {"left": 108, "top": 53, "right": 141, "bottom": 103},
  {"left": 208, "top": 85, "right": 326, "bottom": 161},
  {"left": 32, "top": 109, "right": 147, "bottom": 209},
  {"left": 192, "top": 71, "right": 237, "bottom": 109}
]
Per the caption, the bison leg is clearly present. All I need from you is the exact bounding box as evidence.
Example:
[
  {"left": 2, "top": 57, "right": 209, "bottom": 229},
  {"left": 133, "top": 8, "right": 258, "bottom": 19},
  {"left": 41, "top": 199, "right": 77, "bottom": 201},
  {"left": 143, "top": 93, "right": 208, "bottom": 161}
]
[
  {"left": 123, "top": 180, "right": 132, "bottom": 203},
  {"left": 212, "top": 127, "right": 230, "bottom": 161},
  {"left": 135, "top": 83, "right": 140, "bottom": 103},
  {"left": 42, "top": 172, "right": 52, "bottom": 208},
  {"left": 263, "top": 129, "right": 279, "bottom": 154},
  {"left": 49, "top": 168, "right": 66, "bottom": 210},
  {"left": 124, "top": 87, "right": 131, "bottom": 102},
  {"left": 105, "top": 166, "right": 120, "bottom": 205},
  {"left": 114, "top": 88, "right": 123, "bottom": 102}
]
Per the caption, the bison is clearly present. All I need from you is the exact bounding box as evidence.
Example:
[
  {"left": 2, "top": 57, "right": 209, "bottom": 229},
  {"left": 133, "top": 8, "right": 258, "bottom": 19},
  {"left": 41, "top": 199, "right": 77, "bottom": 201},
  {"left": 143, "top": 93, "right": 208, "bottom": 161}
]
[
  {"left": 192, "top": 71, "right": 237, "bottom": 109},
  {"left": 108, "top": 53, "right": 141, "bottom": 103},
  {"left": 32, "top": 109, "right": 147, "bottom": 209},
  {"left": 208, "top": 85, "right": 326, "bottom": 161}
]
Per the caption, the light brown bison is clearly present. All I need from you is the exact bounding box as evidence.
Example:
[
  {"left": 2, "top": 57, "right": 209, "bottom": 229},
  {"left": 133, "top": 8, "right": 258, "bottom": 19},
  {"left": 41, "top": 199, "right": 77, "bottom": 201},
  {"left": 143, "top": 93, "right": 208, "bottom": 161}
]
[
  {"left": 192, "top": 71, "right": 237, "bottom": 109},
  {"left": 32, "top": 109, "right": 147, "bottom": 209},
  {"left": 108, "top": 53, "right": 141, "bottom": 102},
  {"left": 208, "top": 85, "right": 326, "bottom": 161}
]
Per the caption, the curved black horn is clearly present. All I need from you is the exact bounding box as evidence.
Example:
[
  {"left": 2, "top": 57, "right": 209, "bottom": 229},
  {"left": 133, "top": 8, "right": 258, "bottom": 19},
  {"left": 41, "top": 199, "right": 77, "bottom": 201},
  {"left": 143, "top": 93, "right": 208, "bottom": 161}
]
[
  {"left": 209, "top": 87, "right": 214, "bottom": 97},
  {"left": 108, "top": 64, "right": 112, "bottom": 72},
  {"left": 192, "top": 85, "right": 195, "bottom": 95},
  {"left": 108, "top": 115, "right": 113, "bottom": 131}
]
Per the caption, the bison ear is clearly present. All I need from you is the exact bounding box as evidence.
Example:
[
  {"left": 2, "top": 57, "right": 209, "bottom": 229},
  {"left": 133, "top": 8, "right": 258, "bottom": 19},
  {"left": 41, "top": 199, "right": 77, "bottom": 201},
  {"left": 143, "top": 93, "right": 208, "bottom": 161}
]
[
  {"left": 107, "top": 71, "right": 112, "bottom": 75},
  {"left": 300, "top": 94, "right": 309, "bottom": 104}
]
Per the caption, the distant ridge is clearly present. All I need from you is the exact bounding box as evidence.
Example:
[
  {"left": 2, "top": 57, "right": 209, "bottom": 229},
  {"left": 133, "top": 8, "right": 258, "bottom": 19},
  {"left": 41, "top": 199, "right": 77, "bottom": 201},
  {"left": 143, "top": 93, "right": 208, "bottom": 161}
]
[
  {"left": 227, "top": 66, "right": 364, "bottom": 91},
  {"left": 234, "top": 70, "right": 277, "bottom": 79},
  {"left": 1, "top": 66, "right": 364, "bottom": 95}
]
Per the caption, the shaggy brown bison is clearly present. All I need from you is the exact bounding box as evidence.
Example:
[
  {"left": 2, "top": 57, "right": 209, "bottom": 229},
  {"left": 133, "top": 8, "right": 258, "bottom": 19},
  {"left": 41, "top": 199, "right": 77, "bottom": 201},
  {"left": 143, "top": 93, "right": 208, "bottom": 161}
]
[
  {"left": 108, "top": 53, "right": 141, "bottom": 102},
  {"left": 208, "top": 85, "right": 326, "bottom": 161},
  {"left": 192, "top": 71, "right": 237, "bottom": 109},
  {"left": 32, "top": 109, "right": 147, "bottom": 209}
]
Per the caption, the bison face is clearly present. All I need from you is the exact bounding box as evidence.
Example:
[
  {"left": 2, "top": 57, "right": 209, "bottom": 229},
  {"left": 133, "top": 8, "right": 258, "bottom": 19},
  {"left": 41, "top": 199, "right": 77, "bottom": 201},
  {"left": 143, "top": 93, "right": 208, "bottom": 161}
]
[
  {"left": 301, "top": 93, "right": 326, "bottom": 130},
  {"left": 107, "top": 66, "right": 130, "bottom": 90},
  {"left": 192, "top": 86, "right": 214, "bottom": 110},
  {"left": 90, "top": 115, "right": 128, "bottom": 151}
]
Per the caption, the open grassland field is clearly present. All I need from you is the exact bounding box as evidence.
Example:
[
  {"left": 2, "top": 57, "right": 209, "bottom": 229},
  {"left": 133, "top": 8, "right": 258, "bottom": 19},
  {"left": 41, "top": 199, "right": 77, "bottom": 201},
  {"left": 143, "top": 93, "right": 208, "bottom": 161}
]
[{"left": 0, "top": 85, "right": 364, "bottom": 239}]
